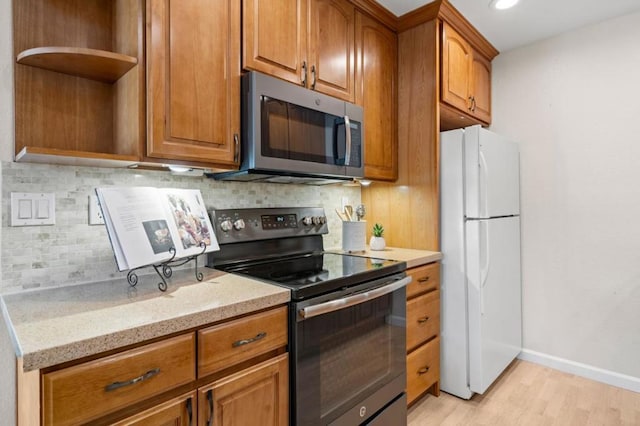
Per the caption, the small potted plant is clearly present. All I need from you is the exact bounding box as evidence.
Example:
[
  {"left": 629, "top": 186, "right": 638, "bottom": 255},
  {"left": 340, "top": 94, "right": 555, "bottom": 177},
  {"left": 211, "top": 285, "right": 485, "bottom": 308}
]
[{"left": 370, "top": 223, "right": 386, "bottom": 251}]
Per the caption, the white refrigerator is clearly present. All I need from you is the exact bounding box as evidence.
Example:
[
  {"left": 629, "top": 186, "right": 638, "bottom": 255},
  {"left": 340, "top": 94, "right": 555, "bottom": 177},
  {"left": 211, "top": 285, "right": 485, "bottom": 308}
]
[{"left": 440, "top": 125, "right": 522, "bottom": 399}]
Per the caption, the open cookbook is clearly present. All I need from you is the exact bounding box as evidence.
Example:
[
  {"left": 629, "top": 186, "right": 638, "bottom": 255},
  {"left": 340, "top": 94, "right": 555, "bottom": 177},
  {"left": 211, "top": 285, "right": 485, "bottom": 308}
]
[{"left": 96, "top": 187, "right": 219, "bottom": 271}]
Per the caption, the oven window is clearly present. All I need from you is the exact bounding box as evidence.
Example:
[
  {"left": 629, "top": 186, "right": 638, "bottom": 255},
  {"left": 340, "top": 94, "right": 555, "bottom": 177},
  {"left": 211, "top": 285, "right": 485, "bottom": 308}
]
[{"left": 294, "top": 290, "right": 406, "bottom": 425}]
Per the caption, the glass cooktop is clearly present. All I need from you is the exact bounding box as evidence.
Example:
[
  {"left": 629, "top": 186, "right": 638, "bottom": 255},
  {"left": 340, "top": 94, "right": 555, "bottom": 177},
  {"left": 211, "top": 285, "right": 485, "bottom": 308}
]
[{"left": 221, "top": 252, "right": 406, "bottom": 300}]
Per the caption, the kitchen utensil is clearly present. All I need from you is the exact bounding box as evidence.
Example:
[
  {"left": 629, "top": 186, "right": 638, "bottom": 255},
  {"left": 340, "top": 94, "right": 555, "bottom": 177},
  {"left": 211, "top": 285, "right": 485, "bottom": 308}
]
[
  {"left": 344, "top": 205, "right": 353, "bottom": 221},
  {"left": 355, "top": 204, "right": 365, "bottom": 221},
  {"left": 335, "top": 208, "right": 348, "bottom": 221}
]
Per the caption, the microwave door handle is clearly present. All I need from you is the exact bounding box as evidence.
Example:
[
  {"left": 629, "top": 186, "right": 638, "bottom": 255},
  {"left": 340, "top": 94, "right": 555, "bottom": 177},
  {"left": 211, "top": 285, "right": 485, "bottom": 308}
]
[
  {"left": 299, "top": 276, "right": 411, "bottom": 320},
  {"left": 344, "top": 115, "right": 351, "bottom": 166}
]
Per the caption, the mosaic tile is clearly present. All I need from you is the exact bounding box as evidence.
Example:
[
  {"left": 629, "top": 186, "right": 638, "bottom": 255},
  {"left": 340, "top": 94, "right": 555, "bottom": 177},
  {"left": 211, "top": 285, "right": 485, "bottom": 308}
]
[{"left": 1, "top": 162, "right": 360, "bottom": 293}]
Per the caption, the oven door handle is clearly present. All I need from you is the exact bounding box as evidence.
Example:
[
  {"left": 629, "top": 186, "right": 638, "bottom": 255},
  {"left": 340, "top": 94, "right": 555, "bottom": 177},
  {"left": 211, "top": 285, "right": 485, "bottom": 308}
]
[{"left": 299, "top": 276, "right": 412, "bottom": 320}]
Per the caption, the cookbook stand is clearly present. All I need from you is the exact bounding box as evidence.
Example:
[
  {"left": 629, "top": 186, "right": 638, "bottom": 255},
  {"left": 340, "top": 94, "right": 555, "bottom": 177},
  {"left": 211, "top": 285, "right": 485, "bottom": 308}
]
[{"left": 126, "top": 242, "right": 207, "bottom": 292}]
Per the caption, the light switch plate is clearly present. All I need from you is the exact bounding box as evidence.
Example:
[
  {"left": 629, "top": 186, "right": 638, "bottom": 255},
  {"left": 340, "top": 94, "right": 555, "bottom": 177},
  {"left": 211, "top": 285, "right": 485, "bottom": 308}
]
[{"left": 11, "top": 192, "right": 56, "bottom": 226}]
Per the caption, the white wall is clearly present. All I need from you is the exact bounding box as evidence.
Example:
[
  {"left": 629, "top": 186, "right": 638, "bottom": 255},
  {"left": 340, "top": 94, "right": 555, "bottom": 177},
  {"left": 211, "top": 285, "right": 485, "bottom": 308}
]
[{"left": 491, "top": 11, "right": 640, "bottom": 381}]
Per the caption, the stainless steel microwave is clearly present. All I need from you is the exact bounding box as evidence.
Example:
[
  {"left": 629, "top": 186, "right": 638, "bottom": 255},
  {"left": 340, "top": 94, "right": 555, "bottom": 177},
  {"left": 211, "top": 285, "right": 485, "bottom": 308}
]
[{"left": 213, "top": 71, "right": 364, "bottom": 184}]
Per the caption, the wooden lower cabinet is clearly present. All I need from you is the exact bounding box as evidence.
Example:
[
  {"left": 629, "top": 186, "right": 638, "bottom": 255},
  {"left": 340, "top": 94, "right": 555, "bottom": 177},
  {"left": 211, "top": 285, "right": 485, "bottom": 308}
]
[
  {"left": 198, "top": 354, "right": 289, "bottom": 426},
  {"left": 112, "top": 391, "right": 196, "bottom": 426},
  {"left": 37, "top": 305, "right": 288, "bottom": 426},
  {"left": 406, "top": 262, "right": 441, "bottom": 405},
  {"left": 198, "top": 306, "right": 288, "bottom": 377},
  {"left": 42, "top": 334, "right": 196, "bottom": 426},
  {"left": 407, "top": 336, "right": 440, "bottom": 404}
]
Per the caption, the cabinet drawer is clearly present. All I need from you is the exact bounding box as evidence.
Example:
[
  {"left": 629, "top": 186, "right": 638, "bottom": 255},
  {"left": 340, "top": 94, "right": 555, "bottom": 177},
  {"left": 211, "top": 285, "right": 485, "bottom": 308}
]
[
  {"left": 406, "top": 262, "right": 440, "bottom": 299},
  {"left": 42, "top": 333, "right": 196, "bottom": 426},
  {"left": 198, "top": 306, "right": 288, "bottom": 377},
  {"left": 406, "top": 336, "right": 440, "bottom": 405},
  {"left": 407, "top": 290, "right": 440, "bottom": 351}
]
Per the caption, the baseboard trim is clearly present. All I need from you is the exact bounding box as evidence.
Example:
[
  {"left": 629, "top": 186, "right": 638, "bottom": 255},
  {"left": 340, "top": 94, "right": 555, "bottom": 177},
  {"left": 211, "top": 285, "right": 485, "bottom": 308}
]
[{"left": 518, "top": 349, "right": 640, "bottom": 393}]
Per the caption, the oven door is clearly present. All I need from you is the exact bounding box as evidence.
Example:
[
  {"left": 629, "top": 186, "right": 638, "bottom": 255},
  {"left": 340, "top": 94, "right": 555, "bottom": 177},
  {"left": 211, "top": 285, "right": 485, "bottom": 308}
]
[{"left": 291, "top": 274, "right": 410, "bottom": 426}]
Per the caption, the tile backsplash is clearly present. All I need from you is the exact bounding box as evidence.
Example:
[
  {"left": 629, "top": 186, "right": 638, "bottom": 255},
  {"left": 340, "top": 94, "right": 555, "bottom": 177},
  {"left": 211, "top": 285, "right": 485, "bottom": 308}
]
[{"left": 0, "top": 162, "right": 360, "bottom": 294}]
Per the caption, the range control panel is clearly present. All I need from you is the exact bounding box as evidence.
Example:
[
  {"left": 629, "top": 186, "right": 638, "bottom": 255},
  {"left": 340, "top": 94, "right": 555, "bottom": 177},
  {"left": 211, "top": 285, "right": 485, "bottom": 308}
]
[
  {"left": 261, "top": 213, "right": 298, "bottom": 230},
  {"left": 210, "top": 207, "right": 328, "bottom": 244}
]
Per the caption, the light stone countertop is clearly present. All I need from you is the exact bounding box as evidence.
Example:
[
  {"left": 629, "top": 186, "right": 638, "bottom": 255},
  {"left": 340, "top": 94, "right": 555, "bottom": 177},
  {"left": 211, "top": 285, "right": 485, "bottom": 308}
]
[
  {"left": 328, "top": 246, "right": 442, "bottom": 269},
  {"left": 1, "top": 269, "right": 289, "bottom": 372}
]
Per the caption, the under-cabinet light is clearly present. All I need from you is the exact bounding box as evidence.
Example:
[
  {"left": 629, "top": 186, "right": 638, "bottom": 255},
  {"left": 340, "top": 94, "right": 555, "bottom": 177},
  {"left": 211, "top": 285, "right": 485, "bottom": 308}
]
[{"left": 168, "top": 165, "right": 191, "bottom": 173}]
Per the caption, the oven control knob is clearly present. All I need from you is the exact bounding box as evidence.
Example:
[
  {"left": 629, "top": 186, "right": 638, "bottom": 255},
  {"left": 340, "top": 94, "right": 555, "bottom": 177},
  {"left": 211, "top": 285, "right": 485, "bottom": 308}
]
[
  {"left": 314, "top": 216, "right": 326, "bottom": 225},
  {"left": 233, "top": 219, "right": 245, "bottom": 230},
  {"left": 302, "top": 216, "right": 313, "bottom": 226},
  {"left": 220, "top": 219, "right": 233, "bottom": 232}
]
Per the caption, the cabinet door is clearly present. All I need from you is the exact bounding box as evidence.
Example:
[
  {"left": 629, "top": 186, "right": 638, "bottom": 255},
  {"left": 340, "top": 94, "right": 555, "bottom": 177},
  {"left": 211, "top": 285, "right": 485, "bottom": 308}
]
[
  {"left": 406, "top": 290, "right": 440, "bottom": 352},
  {"left": 308, "top": 0, "right": 355, "bottom": 102},
  {"left": 243, "top": 0, "right": 306, "bottom": 86},
  {"left": 198, "top": 354, "right": 289, "bottom": 426},
  {"left": 406, "top": 262, "right": 440, "bottom": 299},
  {"left": 112, "top": 391, "right": 196, "bottom": 426},
  {"left": 407, "top": 336, "right": 440, "bottom": 405},
  {"left": 197, "top": 306, "right": 288, "bottom": 378},
  {"left": 355, "top": 12, "right": 398, "bottom": 181},
  {"left": 147, "top": 0, "right": 240, "bottom": 166},
  {"left": 42, "top": 333, "right": 195, "bottom": 425},
  {"left": 441, "top": 21, "right": 471, "bottom": 114},
  {"left": 470, "top": 51, "right": 491, "bottom": 123}
]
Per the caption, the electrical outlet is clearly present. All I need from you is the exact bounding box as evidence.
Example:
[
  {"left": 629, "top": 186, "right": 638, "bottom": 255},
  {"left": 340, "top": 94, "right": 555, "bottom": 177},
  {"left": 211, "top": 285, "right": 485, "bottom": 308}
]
[
  {"left": 341, "top": 196, "right": 350, "bottom": 211},
  {"left": 88, "top": 194, "right": 105, "bottom": 225}
]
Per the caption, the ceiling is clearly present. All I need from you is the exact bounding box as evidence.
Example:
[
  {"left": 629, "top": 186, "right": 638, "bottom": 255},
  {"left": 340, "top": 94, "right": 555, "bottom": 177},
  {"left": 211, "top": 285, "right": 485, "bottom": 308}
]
[{"left": 377, "top": 0, "right": 640, "bottom": 52}]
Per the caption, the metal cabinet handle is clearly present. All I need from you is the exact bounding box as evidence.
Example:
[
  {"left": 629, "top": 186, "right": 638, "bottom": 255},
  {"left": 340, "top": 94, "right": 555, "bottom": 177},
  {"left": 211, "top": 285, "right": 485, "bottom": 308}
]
[
  {"left": 311, "top": 64, "right": 316, "bottom": 89},
  {"left": 418, "top": 276, "right": 430, "bottom": 283},
  {"left": 233, "top": 133, "right": 240, "bottom": 163},
  {"left": 186, "top": 397, "right": 193, "bottom": 426},
  {"left": 468, "top": 96, "right": 473, "bottom": 110},
  {"left": 301, "top": 61, "right": 307, "bottom": 86},
  {"left": 206, "top": 389, "right": 214, "bottom": 426},
  {"left": 471, "top": 96, "right": 476, "bottom": 111},
  {"left": 232, "top": 332, "right": 267, "bottom": 348},
  {"left": 418, "top": 316, "right": 430, "bottom": 324},
  {"left": 418, "top": 366, "right": 430, "bottom": 375},
  {"left": 105, "top": 368, "right": 160, "bottom": 392}
]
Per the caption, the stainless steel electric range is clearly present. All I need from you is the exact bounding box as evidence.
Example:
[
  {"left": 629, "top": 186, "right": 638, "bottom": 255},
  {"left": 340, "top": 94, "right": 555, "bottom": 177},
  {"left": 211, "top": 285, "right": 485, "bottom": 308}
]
[{"left": 207, "top": 207, "right": 409, "bottom": 426}]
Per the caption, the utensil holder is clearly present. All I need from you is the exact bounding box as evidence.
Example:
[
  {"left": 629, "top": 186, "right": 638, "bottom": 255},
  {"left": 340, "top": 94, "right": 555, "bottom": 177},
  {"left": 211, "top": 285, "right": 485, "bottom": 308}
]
[{"left": 342, "top": 221, "right": 366, "bottom": 252}]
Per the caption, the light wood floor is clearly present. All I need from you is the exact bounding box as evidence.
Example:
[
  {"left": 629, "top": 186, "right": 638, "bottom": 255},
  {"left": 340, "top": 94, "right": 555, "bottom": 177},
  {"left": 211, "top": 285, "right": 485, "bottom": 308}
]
[{"left": 408, "top": 359, "right": 640, "bottom": 425}]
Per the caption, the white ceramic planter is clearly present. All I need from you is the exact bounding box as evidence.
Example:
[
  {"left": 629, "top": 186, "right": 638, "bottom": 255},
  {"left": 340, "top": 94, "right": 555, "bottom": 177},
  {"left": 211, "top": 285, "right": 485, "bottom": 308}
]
[{"left": 369, "top": 236, "right": 386, "bottom": 251}]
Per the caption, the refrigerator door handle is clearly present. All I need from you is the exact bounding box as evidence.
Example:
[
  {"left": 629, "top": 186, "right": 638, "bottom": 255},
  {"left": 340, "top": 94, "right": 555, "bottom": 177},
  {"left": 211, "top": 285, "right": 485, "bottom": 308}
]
[
  {"left": 480, "top": 220, "right": 491, "bottom": 315},
  {"left": 479, "top": 150, "right": 490, "bottom": 218}
]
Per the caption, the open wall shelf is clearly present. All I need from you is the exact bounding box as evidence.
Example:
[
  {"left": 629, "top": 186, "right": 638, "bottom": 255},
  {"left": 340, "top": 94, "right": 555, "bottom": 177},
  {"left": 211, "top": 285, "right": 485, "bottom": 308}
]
[{"left": 17, "top": 47, "right": 138, "bottom": 83}]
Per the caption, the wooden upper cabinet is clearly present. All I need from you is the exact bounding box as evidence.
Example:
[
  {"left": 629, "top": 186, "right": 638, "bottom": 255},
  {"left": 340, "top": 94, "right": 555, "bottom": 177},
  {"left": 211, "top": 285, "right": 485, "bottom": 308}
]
[
  {"left": 441, "top": 21, "right": 472, "bottom": 114},
  {"left": 308, "top": 0, "right": 355, "bottom": 101},
  {"left": 13, "top": 0, "right": 145, "bottom": 167},
  {"left": 470, "top": 50, "right": 491, "bottom": 123},
  {"left": 441, "top": 21, "right": 492, "bottom": 125},
  {"left": 243, "top": 0, "right": 355, "bottom": 102},
  {"left": 147, "top": 0, "right": 240, "bottom": 166},
  {"left": 355, "top": 12, "right": 398, "bottom": 181},
  {"left": 243, "top": 0, "right": 305, "bottom": 86}
]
